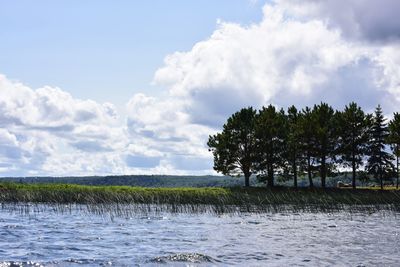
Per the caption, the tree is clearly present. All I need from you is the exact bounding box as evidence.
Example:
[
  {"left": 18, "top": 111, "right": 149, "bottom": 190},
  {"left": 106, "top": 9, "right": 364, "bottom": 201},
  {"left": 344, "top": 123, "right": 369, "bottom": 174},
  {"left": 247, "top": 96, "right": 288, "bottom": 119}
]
[
  {"left": 297, "top": 107, "right": 316, "bottom": 188},
  {"left": 337, "top": 102, "right": 371, "bottom": 189},
  {"left": 284, "top": 105, "right": 302, "bottom": 188},
  {"left": 311, "top": 103, "right": 337, "bottom": 188},
  {"left": 207, "top": 107, "right": 257, "bottom": 187},
  {"left": 388, "top": 112, "right": 400, "bottom": 189},
  {"left": 366, "top": 105, "right": 394, "bottom": 189},
  {"left": 254, "top": 105, "right": 286, "bottom": 187}
]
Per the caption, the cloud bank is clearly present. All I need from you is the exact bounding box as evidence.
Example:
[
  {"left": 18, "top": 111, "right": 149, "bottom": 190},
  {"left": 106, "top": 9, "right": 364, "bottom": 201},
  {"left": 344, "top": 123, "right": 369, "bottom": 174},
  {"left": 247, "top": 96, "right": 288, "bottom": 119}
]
[
  {"left": 2, "top": 0, "right": 400, "bottom": 176},
  {"left": 277, "top": 0, "right": 400, "bottom": 43}
]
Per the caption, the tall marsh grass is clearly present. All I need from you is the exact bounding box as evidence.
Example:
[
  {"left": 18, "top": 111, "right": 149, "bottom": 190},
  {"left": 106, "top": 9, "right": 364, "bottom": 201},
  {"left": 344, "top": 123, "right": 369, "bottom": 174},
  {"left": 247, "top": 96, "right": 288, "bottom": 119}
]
[{"left": 1, "top": 183, "right": 400, "bottom": 216}]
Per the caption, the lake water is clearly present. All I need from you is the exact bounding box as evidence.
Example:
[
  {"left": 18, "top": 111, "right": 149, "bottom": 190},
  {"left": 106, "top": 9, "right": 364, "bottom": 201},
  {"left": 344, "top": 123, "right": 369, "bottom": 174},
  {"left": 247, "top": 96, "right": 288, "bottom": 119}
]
[{"left": 0, "top": 205, "right": 399, "bottom": 266}]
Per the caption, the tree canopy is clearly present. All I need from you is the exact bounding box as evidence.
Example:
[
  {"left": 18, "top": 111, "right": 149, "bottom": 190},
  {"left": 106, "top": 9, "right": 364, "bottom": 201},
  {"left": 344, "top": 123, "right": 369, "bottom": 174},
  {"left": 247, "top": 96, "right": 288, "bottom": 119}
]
[
  {"left": 254, "top": 105, "right": 286, "bottom": 187},
  {"left": 284, "top": 105, "right": 302, "bottom": 188},
  {"left": 366, "top": 105, "right": 394, "bottom": 189},
  {"left": 311, "top": 103, "right": 337, "bottom": 188},
  {"left": 208, "top": 103, "right": 398, "bottom": 189},
  {"left": 388, "top": 112, "right": 400, "bottom": 189},
  {"left": 207, "top": 107, "right": 257, "bottom": 187},
  {"left": 336, "top": 102, "right": 371, "bottom": 189}
]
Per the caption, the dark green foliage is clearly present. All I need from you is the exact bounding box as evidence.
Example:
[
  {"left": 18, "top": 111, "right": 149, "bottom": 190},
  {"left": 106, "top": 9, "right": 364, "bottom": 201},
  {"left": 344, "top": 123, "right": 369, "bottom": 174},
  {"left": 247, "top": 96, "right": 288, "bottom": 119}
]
[
  {"left": 310, "top": 103, "right": 338, "bottom": 188},
  {"left": 337, "top": 102, "right": 371, "bottom": 189},
  {"left": 254, "top": 105, "right": 286, "bottom": 187},
  {"left": 366, "top": 105, "right": 394, "bottom": 189},
  {"left": 388, "top": 112, "right": 400, "bottom": 189},
  {"left": 209, "top": 102, "right": 399, "bottom": 189},
  {"left": 208, "top": 107, "right": 257, "bottom": 187},
  {"left": 284, "top": 105, "right": 303, "bottom": 188},
  {"left": 297, "top": 107, "right": 316, "bottom": 188}
]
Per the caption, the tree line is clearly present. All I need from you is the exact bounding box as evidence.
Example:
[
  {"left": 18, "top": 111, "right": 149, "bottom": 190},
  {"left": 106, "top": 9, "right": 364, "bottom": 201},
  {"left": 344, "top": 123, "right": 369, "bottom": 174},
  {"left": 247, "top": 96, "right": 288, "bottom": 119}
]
[{"left": 208, "top": 102, "right": 400, "bottom": 189}]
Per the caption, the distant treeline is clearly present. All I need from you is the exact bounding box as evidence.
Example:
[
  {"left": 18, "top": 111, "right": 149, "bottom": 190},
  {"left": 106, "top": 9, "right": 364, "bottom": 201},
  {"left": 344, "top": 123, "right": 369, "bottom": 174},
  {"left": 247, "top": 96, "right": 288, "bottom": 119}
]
[
  {"left": 208, "top": 102, "right": 400, "bottom": 189},
  {"left": 0, "top": 175, "right": 252, "bottom": 188}
]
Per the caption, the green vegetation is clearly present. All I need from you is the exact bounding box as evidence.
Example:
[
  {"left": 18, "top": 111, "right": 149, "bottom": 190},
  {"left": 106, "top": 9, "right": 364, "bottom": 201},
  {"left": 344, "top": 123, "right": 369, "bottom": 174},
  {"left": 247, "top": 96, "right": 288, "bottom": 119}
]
[
  {"left": 207, "top": 107, "right": 257, "bottom": 187},
  {"left": 1, "top": 183, "right": 400, "bottom": 214},
  {"left": 0, "top": 175, "right": 253, "bottom": 187},
  {"left": 388, "top": 112, "right": 400, "bottom": 189},
  {"left": 284, "top": 105, "right": 301, "bottom": 188},
  {"left": 366, "top": 105, "right": 394, "bottom": 189},
  {"left": 209, "top": 102, "right": 400, "bottom": 190},
  {"left": 255, "top": 105, "right": 286, "bottom": 187},
  {"left": 337, "top": 102, "right": 370, "bottom": 189}
]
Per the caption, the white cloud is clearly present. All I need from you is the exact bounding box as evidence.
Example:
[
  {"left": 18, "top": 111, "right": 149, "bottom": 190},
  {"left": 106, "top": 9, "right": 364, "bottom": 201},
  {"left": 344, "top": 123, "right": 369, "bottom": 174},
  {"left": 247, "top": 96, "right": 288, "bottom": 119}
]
[
  {"left": 154, "top": 1, "right": 397, "bottom": 123},
  {"left": 374, "top": 47, "right": 400, "bottom": 103},
  {"left": 0, "top": 74, "right": 129, "bottom": 176},
  {"left": 0, "top": 74, "right": 214, "bottom": 176},
  {"left": 125, "top": 93, "right": 213, "bottom": 171}
]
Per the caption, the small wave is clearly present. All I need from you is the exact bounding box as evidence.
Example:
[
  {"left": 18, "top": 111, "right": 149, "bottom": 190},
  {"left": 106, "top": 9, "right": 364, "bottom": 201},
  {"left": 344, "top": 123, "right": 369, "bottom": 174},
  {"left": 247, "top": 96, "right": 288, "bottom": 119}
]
[
  {"left": 65, "top": 258, "right": 112, "bottom": 265},
  {"left": 150, "top": 253, "right": 218, "bottom": 264},
  {"left": 0, "top": 259, "right": 113, "bottom": 266},
  {"left": 0, "top": 262, "right": 43, "bottom": 267}
]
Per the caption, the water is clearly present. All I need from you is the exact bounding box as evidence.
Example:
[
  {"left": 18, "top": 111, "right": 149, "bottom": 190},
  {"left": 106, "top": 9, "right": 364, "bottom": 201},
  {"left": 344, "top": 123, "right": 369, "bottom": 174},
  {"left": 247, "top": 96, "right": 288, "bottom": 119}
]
[{"left": 0, "top": 206, "right": 399, "bottom": 266}]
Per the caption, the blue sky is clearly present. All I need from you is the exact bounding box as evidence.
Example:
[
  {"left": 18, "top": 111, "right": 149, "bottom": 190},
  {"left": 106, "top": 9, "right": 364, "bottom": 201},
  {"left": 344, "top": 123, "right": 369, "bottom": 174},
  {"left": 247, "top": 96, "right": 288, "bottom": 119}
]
[
  {"left": 0, "top": 0, "right": 267, "bottom": 105},
  {"left": 1, "top": 0, "right": 400, "bottom": 176}
]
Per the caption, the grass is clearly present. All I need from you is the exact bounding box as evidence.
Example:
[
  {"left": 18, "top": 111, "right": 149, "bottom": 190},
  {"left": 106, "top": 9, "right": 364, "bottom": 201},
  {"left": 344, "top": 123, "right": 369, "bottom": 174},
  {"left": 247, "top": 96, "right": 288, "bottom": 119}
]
[{"left": 1, "top": 182, "right": 400, "bottom": 215}]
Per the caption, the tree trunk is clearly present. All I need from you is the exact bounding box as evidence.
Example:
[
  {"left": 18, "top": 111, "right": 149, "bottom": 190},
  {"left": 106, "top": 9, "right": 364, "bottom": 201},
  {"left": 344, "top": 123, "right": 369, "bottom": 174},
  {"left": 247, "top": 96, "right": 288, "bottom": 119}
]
[
  {"left": 244, "top": 169, "right": 250, "bottom": 187},
  {"left": 307, "top": 155, "right": 313, "bottom": 188},
  {"left": 352, "top": 153, "right": 356, "bottom": 189},
  {"left": 293, "top": 158, "right": 298, "bottom": 188},
  {"left": 267, "top": 165, "right": 274, "bottom": 187},
  {"left": 321, "top": 156, "right": 326, "bottom": 188},
  {"left": 380, "top": 167, "right": 383, "bottom": 190}
]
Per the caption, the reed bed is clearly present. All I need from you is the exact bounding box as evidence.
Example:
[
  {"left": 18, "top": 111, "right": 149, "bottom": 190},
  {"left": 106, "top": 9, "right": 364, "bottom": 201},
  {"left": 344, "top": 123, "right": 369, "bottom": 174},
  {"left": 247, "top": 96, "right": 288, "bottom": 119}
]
[{"left": 1, "top": 183, "right": 400, "bottom": 216}]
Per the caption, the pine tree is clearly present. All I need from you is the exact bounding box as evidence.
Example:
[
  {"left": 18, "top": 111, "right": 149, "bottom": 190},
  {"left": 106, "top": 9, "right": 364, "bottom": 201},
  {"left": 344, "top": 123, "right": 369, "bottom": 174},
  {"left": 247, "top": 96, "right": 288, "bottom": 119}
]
[
  {"left": 311, "top": 103, "right": 337, "bottom": 188},
  {"left": 388, "top": 112, "right": 400, "bottom": 189},
  {"left": 337, "top": 102, "right": 371, "bottom": 189},
  {"left": 298, "top": 107, "right": 316, "bottom": 188},
  {"left": 366, "top": 105, "right": 394, "bottom": 189},
  {"left": 254, "top": 105, "right": 286, "bottom": 187},
  {"left": 285, "top": 105, "right": 302, "bottom": 188},
  {"left": 207, "top": 107, "right": 257, "bottom": 187}
]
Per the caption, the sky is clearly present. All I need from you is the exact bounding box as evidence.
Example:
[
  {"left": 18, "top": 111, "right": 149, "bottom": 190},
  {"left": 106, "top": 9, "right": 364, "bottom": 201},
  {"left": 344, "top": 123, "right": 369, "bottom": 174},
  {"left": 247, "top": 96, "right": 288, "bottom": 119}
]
[
  {"left": 0, "top": 0, "right": 266, "bottom": 105},
  {"left": 1, "top": 0, "right": 400, "bottom": 176}
]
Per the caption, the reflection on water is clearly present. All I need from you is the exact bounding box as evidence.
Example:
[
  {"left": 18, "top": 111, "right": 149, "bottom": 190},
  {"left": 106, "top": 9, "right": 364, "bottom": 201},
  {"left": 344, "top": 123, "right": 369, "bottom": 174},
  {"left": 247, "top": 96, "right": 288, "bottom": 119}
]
[{"left": 0, "top": 206, "right": 399, "bottom": 266}]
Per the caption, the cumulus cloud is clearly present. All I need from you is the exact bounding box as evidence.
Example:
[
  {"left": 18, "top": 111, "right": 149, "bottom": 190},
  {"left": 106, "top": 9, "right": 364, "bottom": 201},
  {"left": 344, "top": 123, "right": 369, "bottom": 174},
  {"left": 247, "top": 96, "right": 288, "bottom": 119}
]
[
  {"left": 0, "top": 129, "right": 23, "bottom": 160},
  {"left": 125, "top": 93, "right": 213, "bottom": 172},
  {"left": 0, "top": 74, "right": 214, "bottom": 176},
  {"left": 0, "top": 76, "right": 118, "bottom": 130},
  {"left": 276, "top": 0, "right": 400, "bottom": 43},
  {"left": 0, "top": 74, "right": 128, "bottom": 176},
  {"left": 149, "top": 0, "right": 400, "bottom": 124}
]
